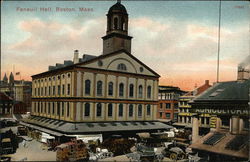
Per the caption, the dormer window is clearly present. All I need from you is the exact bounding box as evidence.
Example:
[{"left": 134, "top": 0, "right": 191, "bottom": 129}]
[{"left": 117, "top": 63, "right": 127, "bottom": 71}]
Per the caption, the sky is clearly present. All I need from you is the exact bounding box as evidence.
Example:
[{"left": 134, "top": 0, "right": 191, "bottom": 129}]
[{"left": 1, "top": 0, "right": 249, "bottom": 91}]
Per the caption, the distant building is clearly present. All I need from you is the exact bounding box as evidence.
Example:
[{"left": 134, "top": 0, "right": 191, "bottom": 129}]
[
  {"left": 0, "top": 72, "right": 32, "bottom": 113},
  {"left": 21, "top": 1, "right": 172, "bottom": 139},
  {"left": 174, "top": 80, "right": 211, "bottom": 128},
  {"left": 0, "top": 92, "right": 13, "bottom": 117},
  {"left": 189, "top": 78, "right": 249, "bottom": 161},
  {"left": 157, "top": 86, "right": 185, "bottom": 122}
]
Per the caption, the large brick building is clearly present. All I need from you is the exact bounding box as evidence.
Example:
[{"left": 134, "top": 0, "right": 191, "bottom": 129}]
[{"left": 157, "top": 86, "right": 185, "bottom": 122}]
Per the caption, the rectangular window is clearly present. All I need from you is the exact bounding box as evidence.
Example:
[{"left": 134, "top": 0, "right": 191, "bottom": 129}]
[
  {"left": 52, "top": 102, "right": 55, "bottom": 114},
  {"left": 45, "top": 87, "right": 47, "bottom": 96},
  {"left": 41, "top": 88, "right": 43, "bottom": 96},
  {"left": 62, "top": 102, "right": 64, "bottom": 116},
  {"left": 67, "top": 102, "right": 70, "bottom": 117},
  {"left": 57, "top": 102, "right": 60, "bottom": 116},
  {"left": 67, "top": 84, "right": 70, "bottom": 95},
  {"left": 160, "top": 103, "right": 163, "bottom": 108},
  {"left": 166, "top": 103, "right": 171, "bottom": 109},
  {"left": 35, "top": 88, "right": 36, "bottom": 96},
  {"left": 166, "top": 113, "right": 171, "bottom": 119},
  {"left": 62, "top": 85, "right": 65, "bottom": 95},
  {"left": 48, "top": 102, "right": 50, "bottom": 114},
  {"left": 48, "top": 86, "right": 51, "bottom": 96},
  {"left": 53, "top": 86, "right": 55, "bottom": 95},
  {"left": 58, "top": 85, "right": 61, "bottom": 95},
  {"left": 44, "top": 102, "right": 46, "bottom": 113},
  {"left": 38, "top": 88, "right": 40, "bottom": 96},
  {"left": 174, "top": 103, "right": 178, "bottom": 109},
  {"left": 159, "top": 112, "right": 162, "bottom": 118},
  {"left": 174, "top": 113, "right": 178, "bottom": 121}
]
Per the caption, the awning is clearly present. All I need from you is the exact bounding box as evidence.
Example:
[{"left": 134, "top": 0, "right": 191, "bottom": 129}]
[
  {"left": 21, "top": 116, "right": 173, "bottom": 135},
  {"left": 20, "top": 121, "right": 65, "bottom": 136}
]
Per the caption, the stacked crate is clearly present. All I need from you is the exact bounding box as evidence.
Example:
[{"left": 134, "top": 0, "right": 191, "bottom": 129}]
[{"left": 56, "top": 140, "right": 89, "bottom": 161}]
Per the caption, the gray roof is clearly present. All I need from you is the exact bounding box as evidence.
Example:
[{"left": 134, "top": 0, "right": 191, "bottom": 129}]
[
  {"left": 48, "top": 54, "right": 96, "bottom": 71},
  {"left": 21, "top": 116, "right": 172, "bottom": 135},
  {"left": 193, "top": 79, "right": 250, "bottom": 102}
]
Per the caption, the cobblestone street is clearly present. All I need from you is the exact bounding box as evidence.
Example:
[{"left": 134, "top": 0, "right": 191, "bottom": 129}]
[{"left": 10, "top": 138, "right": 56, "bottom": 161}]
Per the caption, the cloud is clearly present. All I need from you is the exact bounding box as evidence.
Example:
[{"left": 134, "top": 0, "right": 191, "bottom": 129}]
[{"left": 2, "top": 16, "right": 248, "bottom": 91}]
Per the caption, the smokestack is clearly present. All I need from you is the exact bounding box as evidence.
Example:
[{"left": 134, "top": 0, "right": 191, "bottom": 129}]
[
  {"left": 237, "top": 66, "right": 250, "bottom": 81},
  {"left": 73, "top": 50, "right": 79, "bottom": 64}
]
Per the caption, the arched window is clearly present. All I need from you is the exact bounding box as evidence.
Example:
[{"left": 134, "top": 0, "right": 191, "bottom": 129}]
[
  {"left": 121, "top": 17, "right": 125, "bottom": 30},
  {"left": 119, "top": 83, "right": 124, "bottom": 97},
  {"left": 108, "top": 103, "right": 113, "bottom": 117},
  {"left": 96, "top": 103, "right": 102, "bottom": 117},
  {"left": 108, "top": 82, "right": 113, "bottom": 96},
  {"left": 85, "top": 103, "right": 90, "bottom": 117},
  {"left": 97, "top": 81, "right": 103, "bottom": 96},
  {"left": 85, "top": 80, "right": 91, "bottom": 95},
  {"left": 118, "top": 104, "right": 123, "bottom": 117},
  {"left": 129, "top": 104, "right": 133, "bottom": 117},
  {"left": 129, "top": 84, "right": 134, "bottom": 97},
  {"left": 146, "top": 105, "right": 151, "bottom": 116},
  {"left": 147, "top": 86, "right": 151, "bottom": 98},
  {"left": 139, "top": 85, "right": 143, "bottom": 98},
  {"left": 114, "top": 17, "right": 118, "bottom": 29},
  {"left": 117, "top": 63, "right": 127, "bottom": 71},
  {"left": 138, "top": 104, "right": 142, "bottom": 117}
]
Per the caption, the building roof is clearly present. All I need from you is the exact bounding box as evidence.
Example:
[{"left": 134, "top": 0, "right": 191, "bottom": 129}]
[
  {"left": 192, "top": 79, "right": 249, "bottom": 102},
  {"left": 21, "top": 116, "right": 173, "bottom": 135},
  {"left": 108, "top": 1, "right": 127, "bottom": 15},
  {"left": 32, "top": 49, "right": 160, "bottom": 78},
  {"left": 159, "top": 85, "right": 186, "bottom": 94},
  {"left": 189, "top": 131, "right": 249, "bottom": 159}
]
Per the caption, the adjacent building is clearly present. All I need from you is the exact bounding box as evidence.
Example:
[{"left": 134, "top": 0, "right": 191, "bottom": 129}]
[
  {"left": 0, "top": 73, "right": 32, "bottom": 113},
  {"left": 22, "top": 1, "right": 172, "bottom": 138},
  {"left": 0, "top": 92, "right": 13, "bottom": 117},
  {"left": 157, "top": 86, "right": 185, "bottom": 122},
  {"left": 174, "top": 80, "right": 211, "bottom": 129},
  {"left": 189, "top": 71, "right": 249, "bottom": 161}
]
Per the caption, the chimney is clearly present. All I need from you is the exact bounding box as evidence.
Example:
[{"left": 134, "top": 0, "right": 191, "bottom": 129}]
[
  {"left": 205, "top": 80, "right": 209, "bottom": 85},
  {"left": 73, "top": 50, "right": 79, "bottom": 64},
  {"left": 237, "top": 66, "right": 250, "bottom": 81}
]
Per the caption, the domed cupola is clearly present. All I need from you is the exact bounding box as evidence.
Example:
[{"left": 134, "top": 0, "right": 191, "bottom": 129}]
[
  {"left": 108, "top": 1, "right": 127, "bottom": 15},
  {"left": 102, "top": 0, "right": 132, "bottom": 55}
]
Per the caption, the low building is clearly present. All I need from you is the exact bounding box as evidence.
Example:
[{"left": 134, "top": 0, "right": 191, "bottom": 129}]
[
  {"left": 174, "top": 80, "right": 211, "bottom": 129},
  {"left": 0, "top": 92, "right": 13, "bottom": 117},
  {"left": 0, "top": 73, "right": 32, "bottom": 113},
  {"left": 157, "top": 86, "right": 185, "bottom": 122},
  {"left": 189, "top": 77, "right": 249, "bottom": 161}
]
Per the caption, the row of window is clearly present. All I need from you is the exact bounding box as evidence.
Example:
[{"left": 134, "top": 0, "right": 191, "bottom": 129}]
[
  {"left": 34, "top": 79, "right": 153, "bottom": 99},
  {"left": 84, "top": 103, "right": 151, "bottom": 118},
  {"left": 34, "top": 84, "right": 70, "bottom": 96},
  {"left": 92, "top": 80, "right": 152, "bottom": 98},
  {"left": 33, "top": 102, "right": 152, "bottom": 118},
  {"left": 159, "top": 112, "right": 178, "bottom": 120},
  {"left": 34, "top": 73, "right": 71, "bottom": 84},
  {"left": 33, "top": 102, "right": 70, "bottom": 117},
  {"left": 158, "top": 93, "right": 180, "bottom": 100}
]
